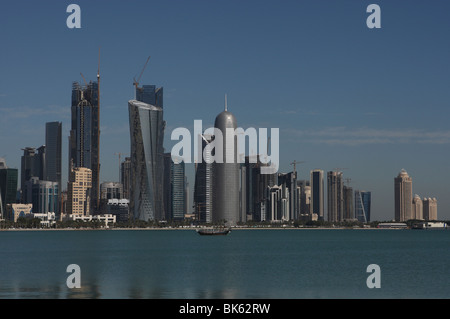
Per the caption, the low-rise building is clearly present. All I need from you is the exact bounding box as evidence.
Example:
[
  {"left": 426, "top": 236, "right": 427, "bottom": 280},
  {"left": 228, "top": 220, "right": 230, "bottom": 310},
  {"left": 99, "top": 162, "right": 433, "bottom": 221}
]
[
  {"left": 33, "top": 212, "right": 56, "bottom": 227},
  {"left": 6, "top": 203, "right": 33, "bottom": 222},
  {"left": 67, "top": 213, "right": 116, "bottom": 227}
]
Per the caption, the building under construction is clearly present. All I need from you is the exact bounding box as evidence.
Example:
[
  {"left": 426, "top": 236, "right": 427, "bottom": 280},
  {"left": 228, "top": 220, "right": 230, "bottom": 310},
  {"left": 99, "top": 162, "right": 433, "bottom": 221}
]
[{"left": 69, "top": 71, "right": 100, "bottom": 214}]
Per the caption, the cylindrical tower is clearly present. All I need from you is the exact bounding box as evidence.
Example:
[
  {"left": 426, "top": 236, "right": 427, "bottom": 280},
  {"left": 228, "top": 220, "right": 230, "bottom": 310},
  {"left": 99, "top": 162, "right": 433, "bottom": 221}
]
[{"left": 213, "top": 99, "right": 240, "bottom": 226}]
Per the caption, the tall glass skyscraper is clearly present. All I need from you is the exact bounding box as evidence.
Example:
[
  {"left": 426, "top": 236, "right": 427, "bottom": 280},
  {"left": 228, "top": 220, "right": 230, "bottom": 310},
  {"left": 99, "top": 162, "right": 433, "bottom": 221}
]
[
  {"left": 45, "top": 121, "right": 62, "bottom": 188},
  {"left": 171, "top": 157, "right": 185, "bottom": 220},
  {"left": 0, "top": 162, "right": 18, "bottom": 217},
  {"left": 69, "top": 80, "right": 100, "bottom": 212},
  {"left": 245, "top": 156, "right": 277, "bottom": 222},
  {"left": 310, "top": 169, "right": 324, "bottom": 220},
  {"left": 327, "top": 170, "right": 344, "bottom": 222},
  {"left": 355, "top": 190, "right": 371, "bottom": 223},
  {"left": 163, "top": 153, "right": 185, "bottom": 220},
  {"left": 278, "top": 171, "right": 297, "bottom": 220},
  {"left": 128, "top": 99, "right": 165, "bottom": 221},
  {"left": 194, "top": 134, "right": 213, "bottom": 224},
  {"left": 121, "top": 157, "right": 131, "bottom": 200},
  {"left": 20, "top": 146, "right": 45, "bottom": 202},
  {"left": 343, "top": 185, "right": 353, "bottom": 220}
]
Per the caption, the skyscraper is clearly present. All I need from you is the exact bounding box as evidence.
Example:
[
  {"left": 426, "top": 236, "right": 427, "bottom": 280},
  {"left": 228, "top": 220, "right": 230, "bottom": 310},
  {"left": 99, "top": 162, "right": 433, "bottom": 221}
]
[
  {"left": 185, "top": 178, "right": 191, "bottom": 215},
  {"left": 194, "top": 134, "right": 214, "bottom": 224},
  {"left": 423, "top": 197, "right": 437, "bottom": 221},
  {"left": 278, "top": 171, "right": 298, "bottom": 220},
  {"left": 343, "top": 185, "right": 353, "bottom": 220},
  {"left": 45, "top": 121, "right": 62, "bottom": 188},
  {"left": 121, "top": 157, "right": 131, "bottom": 200},
  {"left": 0, "top": 161, "right": 18, "bottom": 217},
  {"left": 355, "top": 190, "right": 371, "bottom": 223},
  {"left": 245, "top": 155, "right": 277, "bottom": 222},
  {"left": 394, "top": 169, "right": 413, "bottom": 222},
  {"left": 267, "top": 184, "right": 289, "bottom": 221},
  {"left": 128, "top": 99, "right": 165, "bottom": 221},
  {"left": 20, "top": 146, "right": 45, "bottom": 202},
  {"left": 412, "top": 194, "right": 423, "bottom": 220},
  {"left": 163, "top": 153, "right": 185, "bottom": 221},
  {"left": 163, "top": 153, "right": 172, "bottom": 220},
  {"left": 297, "top": 180, "right": 311, "bottom": 218},
  {"left": 240, "top": 163, "right": 247, "bottom": 223},
  {"left": 171, "top": 157, "right": 186, "bottom": 220},
  {"left": 310, "top": 169, "right": 324, "bottom": 220},
  {"left": 213, "top": 98, "right": 240, "bottom": 226},
  {"left": 69, "top": 79, "right": 100, "bottom": 213},
  {"left": 327, "top": 170, "right": 344, "bottom": 222}
]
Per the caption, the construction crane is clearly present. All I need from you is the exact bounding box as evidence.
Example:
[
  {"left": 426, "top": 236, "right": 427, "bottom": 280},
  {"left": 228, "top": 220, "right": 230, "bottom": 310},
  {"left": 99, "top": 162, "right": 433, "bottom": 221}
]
[
  {"left": 114, "top": 152, "right": 125, "bottom": 182},
  {"left": 80, "top": 73, "right": 88, "bottom": 86},
  {"left": 333, "top": 167, "right": 348, "bottom": 173},
  {"left": 290, "top": 160, "right": 305, "bottom": 175},
  {"left": 133, "top": 56, "right": 151, "bottom": 95},
  {"left": 345, "top": 178, "right": 352, "bottom": 186}
]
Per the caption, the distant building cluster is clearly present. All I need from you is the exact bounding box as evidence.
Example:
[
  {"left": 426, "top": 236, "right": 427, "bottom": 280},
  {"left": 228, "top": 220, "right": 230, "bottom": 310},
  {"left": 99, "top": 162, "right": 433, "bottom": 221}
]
[
  {"left": 394, "top": 169, "right": 438, "bottom": 222},
  {"left": 191, "top": 129, "right": 372, "bottom": 225}
]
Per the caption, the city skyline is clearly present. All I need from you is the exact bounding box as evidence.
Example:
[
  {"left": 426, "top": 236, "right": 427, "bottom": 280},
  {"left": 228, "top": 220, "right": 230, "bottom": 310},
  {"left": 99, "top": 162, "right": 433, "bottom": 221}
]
[{"left": 1, "top": 1, "right": 450, "bottom": 221}]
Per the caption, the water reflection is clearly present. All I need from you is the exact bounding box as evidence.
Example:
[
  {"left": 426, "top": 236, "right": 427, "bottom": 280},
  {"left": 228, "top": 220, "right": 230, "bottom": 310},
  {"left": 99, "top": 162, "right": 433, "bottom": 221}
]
[{"left": 1, "top": 229, "right": 448, "bottom": 298}]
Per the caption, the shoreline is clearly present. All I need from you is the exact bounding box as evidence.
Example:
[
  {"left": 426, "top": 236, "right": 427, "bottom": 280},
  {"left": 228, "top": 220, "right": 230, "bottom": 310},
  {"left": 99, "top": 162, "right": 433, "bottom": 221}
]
[{"left": 0, "top": 226, "right": 416, "bottom": 232}]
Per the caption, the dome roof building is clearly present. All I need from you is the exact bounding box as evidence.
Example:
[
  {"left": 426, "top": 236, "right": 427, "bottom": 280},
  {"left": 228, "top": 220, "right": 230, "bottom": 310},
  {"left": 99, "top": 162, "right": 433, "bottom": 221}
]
[{"left": 213, "top": 95, "right": 240, "bottom": 226}]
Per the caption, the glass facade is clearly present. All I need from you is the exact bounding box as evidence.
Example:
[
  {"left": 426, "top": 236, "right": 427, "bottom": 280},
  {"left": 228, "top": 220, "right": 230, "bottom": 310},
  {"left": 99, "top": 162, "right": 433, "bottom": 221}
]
[
  {"left": 0, "top": 168, "right": 18, "bottom": 215},
  {"left": 355, "top": 190, "right": 371, "bottom": 223},
  {"left": 343, "top": 186, "right": 353, "bottom": 220},
  {"left": 327, "top": 171, "right": 344, "bottom": 222},
  {"left": 310, "top": 170, "right": 324, "bottom": 220},
  {"left": 245, "top": 156, "right": 277, "bottom": 222},
  {"left": 194, "top": 135, "right": 213, "bottom": 223},
  {"left": 136, "top": 85, "right": 163, "bottom": 108},
  {"left": 128, "top": 99, "right": 165, "bottom": 221},
  {"left": 171, "top": 158, "right": 185, "bottom": 220},
  {"left": 45, "top": 122, "right": 62, "bottom": 188},
  {"left": 20, "top": 146, "right": 45, "bottom": 201},
  {"left": 29, "top": 180, "right": 59, "bottom": 215},
  {"left": 69, "top": 80, "right": 100, "bottom": 212}
]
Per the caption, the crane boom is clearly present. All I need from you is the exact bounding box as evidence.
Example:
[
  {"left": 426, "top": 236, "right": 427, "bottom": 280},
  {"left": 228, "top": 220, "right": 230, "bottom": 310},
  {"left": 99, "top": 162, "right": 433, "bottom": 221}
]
[
  {"left": 133, "top": 56, "right": 151, "bottom": 90},
  {"left": 290, "top": 160, "right": 305, "bottom": 174},
  {"left": 80, "top": 72, "right": 88, "bottom": 86}
]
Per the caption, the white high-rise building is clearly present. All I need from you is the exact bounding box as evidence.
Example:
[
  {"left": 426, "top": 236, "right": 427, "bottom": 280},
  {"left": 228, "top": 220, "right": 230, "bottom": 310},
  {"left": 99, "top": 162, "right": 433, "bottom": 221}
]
[
  {"left": 394, "top": 169, "right": 413, "bottom": 222},
  {"left": 423, "top": 197, "right": 438, "bottom": 221},
  {"left": 412, "top": 194, "right": 423, "bottom": 220}
]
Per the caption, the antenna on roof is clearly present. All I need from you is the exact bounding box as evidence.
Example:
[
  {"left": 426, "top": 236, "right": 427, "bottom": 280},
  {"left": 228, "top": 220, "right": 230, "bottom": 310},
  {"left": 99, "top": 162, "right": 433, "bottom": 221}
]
[{"left": 225, "top": 94, "right": 228, "bottom": 111}]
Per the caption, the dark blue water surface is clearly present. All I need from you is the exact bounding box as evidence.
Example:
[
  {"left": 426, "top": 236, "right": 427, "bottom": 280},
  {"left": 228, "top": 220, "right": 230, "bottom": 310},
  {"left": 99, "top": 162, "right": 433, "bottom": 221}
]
[{"left": 0, "top": 229, "right": 448, "bottom": 299}]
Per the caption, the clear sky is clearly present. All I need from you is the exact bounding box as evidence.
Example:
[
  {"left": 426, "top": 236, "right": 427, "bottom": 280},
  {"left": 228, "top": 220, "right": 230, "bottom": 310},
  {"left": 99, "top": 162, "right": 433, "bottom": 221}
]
[{"left": 1, "top": 0, "right": 450, "bottom": 221}]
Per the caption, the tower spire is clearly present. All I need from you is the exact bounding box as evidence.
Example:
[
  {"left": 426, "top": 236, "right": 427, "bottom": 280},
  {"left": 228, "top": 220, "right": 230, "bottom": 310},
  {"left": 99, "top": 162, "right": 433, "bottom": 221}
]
[{"left": 225, "top": 94, "right": 227, "bottom": 111}]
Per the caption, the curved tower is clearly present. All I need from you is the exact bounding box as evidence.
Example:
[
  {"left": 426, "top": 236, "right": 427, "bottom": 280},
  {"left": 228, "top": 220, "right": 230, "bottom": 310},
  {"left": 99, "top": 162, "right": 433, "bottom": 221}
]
[
  {"left": 128, "top": 99, "right": 165, "bottom": 221},
  {"left": 213, "top": 96, "right": 240, "bottom": 226}
]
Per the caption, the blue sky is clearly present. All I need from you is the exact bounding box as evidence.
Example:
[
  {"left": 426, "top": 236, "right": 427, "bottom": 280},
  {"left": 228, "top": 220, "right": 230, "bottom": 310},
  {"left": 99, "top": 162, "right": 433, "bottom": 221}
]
[{"left": 1, "top": 0, "right": 450, "bottom": 221}]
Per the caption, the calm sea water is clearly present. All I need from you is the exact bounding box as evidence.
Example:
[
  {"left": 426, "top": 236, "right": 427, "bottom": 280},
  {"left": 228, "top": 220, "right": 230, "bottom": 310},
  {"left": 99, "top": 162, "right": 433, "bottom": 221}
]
[{"left": 0, "top": 229, "right": 448, "bottom": 299}]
